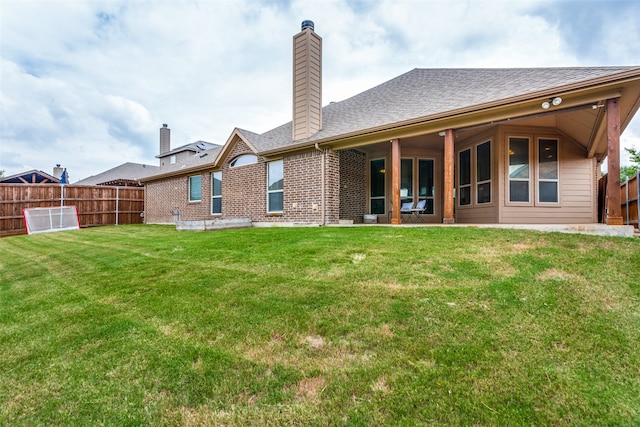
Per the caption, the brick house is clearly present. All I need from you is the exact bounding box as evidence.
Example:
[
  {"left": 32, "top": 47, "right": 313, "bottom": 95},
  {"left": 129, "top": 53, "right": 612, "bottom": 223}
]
[{"left": 142, "top": 21, "right": 640, "bottom": 227}]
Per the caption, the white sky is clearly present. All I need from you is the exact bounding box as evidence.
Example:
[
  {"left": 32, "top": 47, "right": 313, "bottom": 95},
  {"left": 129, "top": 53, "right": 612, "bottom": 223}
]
[{"left": 1, "top": 0, "right": 639, "bottom": 182}]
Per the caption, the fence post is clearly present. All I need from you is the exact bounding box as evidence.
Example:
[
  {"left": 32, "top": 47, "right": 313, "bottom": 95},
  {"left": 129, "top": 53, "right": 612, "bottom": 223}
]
[
  {"left": 625, "top": 175, "right": 630, "bottom": 226},
  {"left": 115, "top": 187, "right": 119, "bottom": 226},
  {"left": 60, "top": 185, "right": 65, "bottom": 228},
  {"left": 637, "top": 171, "right": 640, "bottom": 229}
]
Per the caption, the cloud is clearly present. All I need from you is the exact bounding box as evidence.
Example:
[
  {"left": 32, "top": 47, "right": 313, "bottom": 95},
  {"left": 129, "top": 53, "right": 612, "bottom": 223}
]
[{"left": 1, "top": 0, "right": 639, "bottom": 181}]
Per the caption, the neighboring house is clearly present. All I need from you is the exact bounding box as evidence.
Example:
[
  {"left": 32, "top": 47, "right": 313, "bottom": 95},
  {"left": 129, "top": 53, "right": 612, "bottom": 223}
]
[
  {"left": 0, "top": 169, "right": 61, "bottom": 184},
  {"left": 157, "top": 127, "right": 221, "bottom": 171},
  {"left": 75, "top": 162, "right": 160, "bottom": 187},
  {"left": 142, "top": 20, "right": 640, "bottom": 227}
]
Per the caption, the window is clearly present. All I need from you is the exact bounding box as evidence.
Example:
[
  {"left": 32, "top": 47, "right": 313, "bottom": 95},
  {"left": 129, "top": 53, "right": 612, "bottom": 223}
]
[
  {"left": 189, "top": 175, "right": 202, "bottom": 202},
  {"left": 508, "top": 135, "right": 560, "bottom": 204},
  {"left": 400, "top": 158, "right": 413, "bottom": 203},
  {"left": 458, "top": 149, "right": 471, "bottom": 206},
  {"left": 508, "top": 137, "right": 530, "bottom": 203},
  {"left": 370, "top": 158, "right": 386, "bottom": 214},
  {"left": 458, "top": 141, "right": 492, "bottom": 206},
  {"left": 230, "top": 154, "right": 258, "bottom": 167},
  {"left": 211, "top": 172, "right": 222, "bottom": 215},
  {"left": 538, "top": 138, "right": 558, "bottom": 203},
  {"left": 476, "top": 141, "right": 491, "bottom": 204},
  {"left": 267, "top": 160, "right": 283, "bottom": 213},
  {"left": 170, "top": 155, "right": 176, "bottom": 165},
  {"left": 418, "top": 159, "right": 435, "bottom": 214}
]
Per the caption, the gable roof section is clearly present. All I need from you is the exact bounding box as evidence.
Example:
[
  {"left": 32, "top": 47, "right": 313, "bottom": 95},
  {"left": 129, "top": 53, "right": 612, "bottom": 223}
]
[
  {"left": 244, "top": 66, "right": 640, "bottom": 154},
  {"left": 0, "top": 169, "right": 60, "bottom": 184},
  {"left": 212, "top": 128, "right": 261, "bottom": 166}
]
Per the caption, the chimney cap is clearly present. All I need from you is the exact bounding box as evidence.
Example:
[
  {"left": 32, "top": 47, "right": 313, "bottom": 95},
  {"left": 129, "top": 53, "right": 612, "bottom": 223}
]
[
  {"left": 301, "top": 20, "right": 314, "bottom": 31},
  {"left": 162, "top": 123, "right": 168, "bottom": 128}
]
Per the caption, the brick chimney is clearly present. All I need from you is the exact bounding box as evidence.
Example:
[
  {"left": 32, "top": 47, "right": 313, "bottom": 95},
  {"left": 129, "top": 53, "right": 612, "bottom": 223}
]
[
  {"left": 160, "top": 124, "right": 170, "bottom": 155},
  {"left": 292, "top": 20, "right": 322, "bottom": 141}
]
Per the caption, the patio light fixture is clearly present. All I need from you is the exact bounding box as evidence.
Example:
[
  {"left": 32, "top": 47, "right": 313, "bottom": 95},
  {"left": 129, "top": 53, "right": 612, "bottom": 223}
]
[{"left": 541, "top": 96, "right": 562, "bottom": 110}]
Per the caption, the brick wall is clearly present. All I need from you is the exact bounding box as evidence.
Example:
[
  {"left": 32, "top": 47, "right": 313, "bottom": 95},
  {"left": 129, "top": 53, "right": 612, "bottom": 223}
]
[
  {"left": 145, "top": 172, "right": 210, "bottom": 223},
  {"left": 223, "top": 140, "right": 267, "bottom": 221},
  {"left": 145, "top": 144, "right": 368, "bottom": 225},
  {"left": 283, "top": 150, "right": 323, "bottom": 223},
  {"left": 325, "top": 149, "right": 340, "bottom": 224},
  {"left": 339, "top": 149, "right": 367, "bottom": 223}
]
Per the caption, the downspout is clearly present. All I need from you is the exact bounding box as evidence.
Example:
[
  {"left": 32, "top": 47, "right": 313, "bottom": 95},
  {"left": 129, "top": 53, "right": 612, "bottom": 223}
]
[{"left": 315, "top": 143, "right": 326, "bottom": 226}]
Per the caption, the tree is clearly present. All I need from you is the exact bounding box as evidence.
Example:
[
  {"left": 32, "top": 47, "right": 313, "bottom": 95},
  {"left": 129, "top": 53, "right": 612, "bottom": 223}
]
[
  {"left": 620, "top": 147, "right": 640, "bottom": 181},
  {"left": 0, "top": 169, "right": 4, "bottom": 178},
  {"left": 627, "top": 147, "right": 640, "bottom": 164}
]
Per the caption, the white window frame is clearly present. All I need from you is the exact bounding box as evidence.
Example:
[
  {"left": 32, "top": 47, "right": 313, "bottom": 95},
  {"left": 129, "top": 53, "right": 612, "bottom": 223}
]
[
  {"left": 188, "top": 175, "right": 202, "bottom": 203},
  {"left": 170, "top": 155, "right": 177, "bottom": 165},
  {"left": 267, "top": 160, "right": 284, "bottom": 213},
  {"left": 211, "top": 171, "right": 222, "bottom": 215},
  {"left": 230, "top": 154, "right": 258, "bottom": 168}
]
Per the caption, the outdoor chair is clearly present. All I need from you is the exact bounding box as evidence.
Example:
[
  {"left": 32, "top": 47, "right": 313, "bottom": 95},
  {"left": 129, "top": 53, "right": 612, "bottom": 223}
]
[
  {"left": 411, "top": 199, "right": 428, "bottom": 223},
  {"left": 400, "top": 201, "right": 415, "bottom": 223}
]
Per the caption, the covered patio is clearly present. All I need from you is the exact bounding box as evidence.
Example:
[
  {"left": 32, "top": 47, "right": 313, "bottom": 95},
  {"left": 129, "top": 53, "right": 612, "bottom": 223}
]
[{"left": 333, "top": 89, "right": 637, "bottom": 227}]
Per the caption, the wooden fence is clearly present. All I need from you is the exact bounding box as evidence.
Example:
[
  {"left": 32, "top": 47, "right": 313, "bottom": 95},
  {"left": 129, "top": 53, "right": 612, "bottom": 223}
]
[
  {"left": 0, "top": 184, "right": 145, "bottom": 236},
  {"left": 621, "top": 172, "right": 639, "bottom": 229}
]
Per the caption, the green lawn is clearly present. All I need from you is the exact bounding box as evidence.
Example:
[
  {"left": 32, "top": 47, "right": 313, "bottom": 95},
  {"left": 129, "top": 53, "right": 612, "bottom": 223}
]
[{"left": 1, "top": 225, "right": 639, "bottom": 426}]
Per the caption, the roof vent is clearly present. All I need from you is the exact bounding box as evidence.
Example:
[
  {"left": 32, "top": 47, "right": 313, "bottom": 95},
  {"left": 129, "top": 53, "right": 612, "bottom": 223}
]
[{"left": 301, "top": 20, "right": 314, "bottom": 31}]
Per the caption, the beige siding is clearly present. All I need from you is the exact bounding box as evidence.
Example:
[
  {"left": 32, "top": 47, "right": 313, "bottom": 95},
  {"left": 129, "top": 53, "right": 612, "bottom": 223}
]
[{"left": 292, "top": 27, "right": 322, "bottom": 140}]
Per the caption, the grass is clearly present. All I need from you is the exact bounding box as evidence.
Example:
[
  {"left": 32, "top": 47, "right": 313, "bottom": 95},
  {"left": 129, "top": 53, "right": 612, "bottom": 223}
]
[{"left": 1, "top": 224, "right": 639, "bottom": 426}]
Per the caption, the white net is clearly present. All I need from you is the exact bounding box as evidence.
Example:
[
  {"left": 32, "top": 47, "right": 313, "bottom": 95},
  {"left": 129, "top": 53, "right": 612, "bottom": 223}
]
[{"left": 23, "top": 206, "right": 80, "bottom": 234}]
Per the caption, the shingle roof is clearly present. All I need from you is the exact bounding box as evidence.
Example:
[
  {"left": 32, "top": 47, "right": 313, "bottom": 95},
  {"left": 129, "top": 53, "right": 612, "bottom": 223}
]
[
  {"left": 75, "top": 162, "right": 160, "bottom": 185},
  {"left": 158, "top": 140, "right": 220, "bottom": 157},
  {"left": 244, "top": 66, "right": 639, "bottom": 152}
]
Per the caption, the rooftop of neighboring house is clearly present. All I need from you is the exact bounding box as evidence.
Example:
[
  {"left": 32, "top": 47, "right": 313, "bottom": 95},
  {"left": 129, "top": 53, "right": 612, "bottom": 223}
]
[
  {"left": 0, "top": 169, "right": 60, "bottom": 184},
  {"left": 74, "top": 162, "right": 160, "bottom": 186},
  {"left": 157, "top": 141, "right": 221, "bottom": 158}
]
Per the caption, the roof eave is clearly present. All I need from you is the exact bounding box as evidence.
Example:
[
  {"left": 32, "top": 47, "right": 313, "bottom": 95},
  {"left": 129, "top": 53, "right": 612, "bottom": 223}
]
[{"left": 140, "top": 162, "right": 219, "bottom": 182}]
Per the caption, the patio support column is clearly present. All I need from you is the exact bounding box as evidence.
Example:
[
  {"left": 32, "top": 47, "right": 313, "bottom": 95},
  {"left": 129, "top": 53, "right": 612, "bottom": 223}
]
[
  {"left": 606, "top": 97, "right": 623, "bottom": 225},
  {"left": 391, "top": 138, "right": 401, "bottom": 224},
  {"left": 443, "top": 129, "right": 455, "bottom": 224}
]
